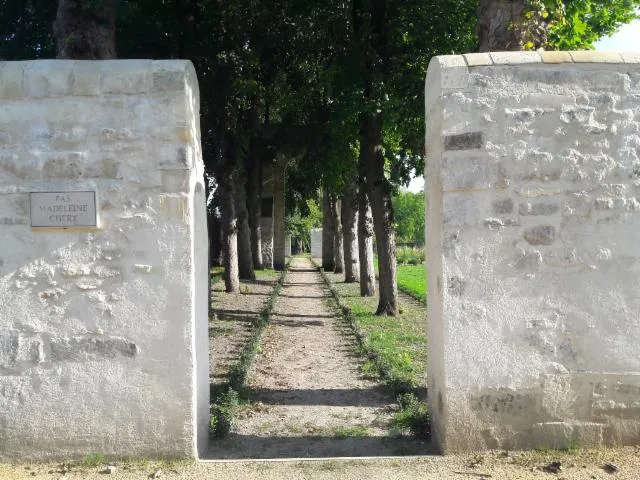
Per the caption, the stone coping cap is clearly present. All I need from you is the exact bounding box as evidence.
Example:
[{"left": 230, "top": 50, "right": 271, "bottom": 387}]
[
  {"left": 0, "top": 59, "right": 199, "bottom": 100},
  {"left": 459, "top": 50, "right": 639, "bottom": 67}
]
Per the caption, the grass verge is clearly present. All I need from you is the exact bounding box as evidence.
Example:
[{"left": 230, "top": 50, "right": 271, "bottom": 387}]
[
  {"left": 396, "top": 263, "right": 426, "bottom": 304},
  {"left": 210, "top": 263, "right": 289, "bottom": 438},
  {"left": 315, "top": 261, "right": 430, "bottom": 439},
  {"left": 373, "top": 256, "right": 427, "bottom": 304}
]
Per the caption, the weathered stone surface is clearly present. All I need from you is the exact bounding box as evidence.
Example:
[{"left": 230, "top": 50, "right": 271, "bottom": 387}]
[
  {"left": 425, "top": 53, "right": 640, "bottom": 453},
  {"left": 519, "top": 202, "right": 559, "bottom": 216},
  {"left": 524, "top": 225, "right": 556, "bottom": 245},
  {"left": 444, "top": 131, "right": 483, "bottom": 151},
  {"left": 0, "top": 60, "right": 209, "bottom": 460},
  {"left": 493, "top": 198, "right": 514, "bottom": 214},
  {"left": 49, "top": 336, "right": 137, "bottom": 361}
]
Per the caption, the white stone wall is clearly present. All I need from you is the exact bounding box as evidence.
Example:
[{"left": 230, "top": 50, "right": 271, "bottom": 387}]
[
  {"left": 425, "top": 51, "right": 640, "bottom": 452},
  {"left": 311, "top": 228, "right": 322, "bottom": 259},
  {"left": 0, "top": 60, "right": 209, "bottom": 459}
]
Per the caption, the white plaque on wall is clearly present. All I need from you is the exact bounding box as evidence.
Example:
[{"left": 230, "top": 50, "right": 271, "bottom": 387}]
[{"left": 30, "top": 191, "right": 98, "bottom": 229}]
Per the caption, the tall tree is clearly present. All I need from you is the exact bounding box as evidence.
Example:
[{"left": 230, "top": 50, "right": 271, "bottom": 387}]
[
  {"left": 477, "top": 0, "right": 529, "bottom": 51},
  {"left": 322, "top": 190, "right": 336, "bottom": 271},
  {"left": 235, "top": 171, "right": 255, "bottom": 280},
  {"left": 54, "top": 0, "right": 117, "bottom": 59},
  {"left": 332, "top": 194, "right": 345, "bottom": 274},
  {"left": 478, "top": 0, "right": 640, "bottom": 52},
  {"left": 341, "top": 179, "right": 360, "bottom": 283}
]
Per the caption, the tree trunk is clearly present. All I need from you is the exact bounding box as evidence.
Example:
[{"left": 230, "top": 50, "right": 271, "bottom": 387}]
[
  {"left": 342, "top": 180, "right": 359, "bottom": 283},
  {"left": 54, "top": 0, "right": 117, "bottom": 59},
  {"left": 322, "top": 189, "right": 335, "bottom": 271},
  {"left": 235, "top": 170, "right": 255, "bottom": 281},
  {"left": 477, "top": 0, "right": 528, "bottom": 52},
  {"left": 220, "top": 174, "right": 240, "bottom": 293},
  {"left": 358, "top": 176, "right": 376, "bottom": 297},
  {"left": 361, "top": 114, "right": 397, "bottom": 316},
  {"left": 332, "top": 194, "right": 344, "bottom": 274},
  {"left": 272, "top": 156, "right": 288, "bottom": 271},
  {"left": 246, "top": 156, "right": 263, "bottom": 270},
  {"left": 208, "top": 208, "right": 222, "bottom": 267}
]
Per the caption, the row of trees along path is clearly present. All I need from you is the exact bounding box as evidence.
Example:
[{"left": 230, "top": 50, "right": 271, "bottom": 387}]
[
  {"left": 207, "top": 257, "right": 428, "bottom": 459},
  {"left": 5, "top": 0, "right": 636, "bottom": 322}
]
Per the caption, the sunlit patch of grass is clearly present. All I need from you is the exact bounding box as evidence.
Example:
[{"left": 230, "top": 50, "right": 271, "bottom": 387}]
[{"left": 334, "top": 425, "right": 371, "bottom": 438}]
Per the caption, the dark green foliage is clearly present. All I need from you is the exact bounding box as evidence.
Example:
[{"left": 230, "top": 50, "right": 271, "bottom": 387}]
[{"left": 393, "top": 192, "right": 425, "bottom": 246}]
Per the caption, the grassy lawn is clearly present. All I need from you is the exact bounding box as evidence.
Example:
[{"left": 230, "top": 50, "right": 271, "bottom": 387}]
[
  {"left": 396, "top": 264, "right": 426, "bottom": 303},
  {"left": 323, "top": 269, "right": 427, "bottom": 391},
  {"left": 373, "top": 257, "right": 427, "bottom": 303}
]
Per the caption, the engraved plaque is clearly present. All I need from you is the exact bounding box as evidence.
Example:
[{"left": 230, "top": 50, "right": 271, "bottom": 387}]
[{"left": 30, "top": 191, "right": 98, "bottom": 228}]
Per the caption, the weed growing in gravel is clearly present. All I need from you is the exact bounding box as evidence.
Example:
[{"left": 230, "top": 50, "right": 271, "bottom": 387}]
[
  {"left": 208, "top": 326, "right": 234, "bottom": 337},
  {"left": 79, "top": 454, "right": 105, "bottom": 468},
  {"left": 334, "top": 425, "right": 371, "bottom": 438}
]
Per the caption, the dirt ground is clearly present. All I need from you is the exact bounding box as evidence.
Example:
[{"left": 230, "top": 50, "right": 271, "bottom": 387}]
[
  {"left": 2, "top": 447, "right": 640, "bottom": 479},
  {"left": 206, "top": 257, "right": 428, "bottom": 459}
]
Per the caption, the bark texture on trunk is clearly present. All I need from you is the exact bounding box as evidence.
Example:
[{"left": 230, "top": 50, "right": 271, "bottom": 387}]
[
  {"left": 220, "top": 174, "right": 240, "bottom": 293},
  {"left": 341, "top": 180, "right": 359, "bottom": 283},
  {"left": 247, "top": 156, "right": 263, "bottom": 270},
  {"left": 332, "top": 194, "right": 344, "bottom": 274},
  {"left": 361, "top": 114, "right": 397, "bottom": 315},
  {"left": 358, "top": 181, "right": 376, "bottom": 297},
  {"left": 322, "top": 189, "right": 335, "bottom": 271},
  {"left": 208, "top": 208, "right": 222, "bottom": 267},
  {"left": 234, "top": 171, "right": 255, "bottom": 281},
  {"left": 477, "top": 0, "right": 527, "bottom": 52},
  {"left": 272, "top": 156, "right": 287, "bottom": 271},
  {"left": 54, "top": 0, "right": 117, "bottom": 59}
]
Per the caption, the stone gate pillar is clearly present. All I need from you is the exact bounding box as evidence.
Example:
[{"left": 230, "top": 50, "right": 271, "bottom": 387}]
[
  {"left": 0, "top": 60, "right": 209, "bottom": 459},
  {"left": 425, "top": 51, "right": 640, "bottom": 453}
]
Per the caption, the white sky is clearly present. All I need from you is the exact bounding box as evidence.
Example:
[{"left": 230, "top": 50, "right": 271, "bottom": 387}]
[{"left": 406, "top": 19, "right": 640, "bottom": 193}]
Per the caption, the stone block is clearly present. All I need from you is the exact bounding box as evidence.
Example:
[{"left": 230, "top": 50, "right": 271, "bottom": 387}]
[
  {"left": 49, "top": 335, "right": 137, "bottom": 361},
  {"left": 0, "top": 61, "right": 27, "bottom": 99},
  {"left": 519, "top": 202, "right": 560, "bottom": 216},
  {"left": 442, "top": 153, "right": 495, "bottom": 192},
  {"left": 152, "top": 61, "right": 188, "bottom": 92},
  {"left": 524, "top": 225, "right": 556, "bottom": 245},
  {"left": 24, "top": 60, "right": 72, "bottom": 97},
  {"left": 569, "top": 51, "right": 623, "bottom": 64},
  {"left": 463, "top": 53, "right": 493, "bottom": 67},
  {"left": 156, "top": 144, "right": 193, "bottom": 170},
  {"left": 489, "top": 51, "right": 541, "bottom": 65},
  {"left": 101, "top": 60, "right": 152, "bottom": 94},
  {"left": 427, "top": 55, "right": 469, "bottom": 94},
  {"left": 71, "top": 61, "right": 102, "bottom": 96},
  {"left": 621, "top": 52, "right": 640, "bottom": 64},
  {"left": 444, "top": 131, "right": 483, "bottom": 151},
  {"left": 493, "top": 198, "right": 514, "bottom": 214},
  {"left": 539, "top": 51, "right": 573, "bottom": 64}
]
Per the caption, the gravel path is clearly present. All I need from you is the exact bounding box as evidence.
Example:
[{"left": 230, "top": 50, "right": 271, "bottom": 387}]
[{"left": 206, "top": 257, "right": 428, "bottom": 459}]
